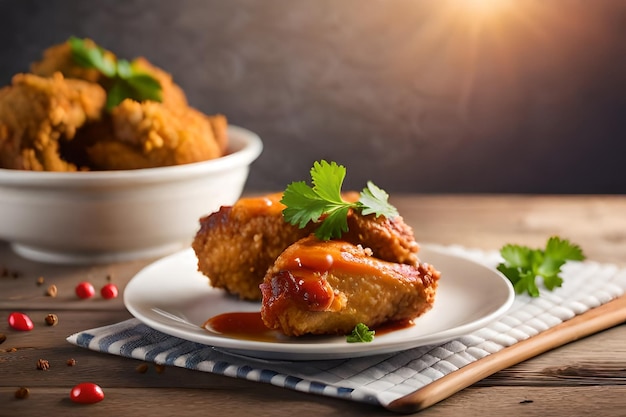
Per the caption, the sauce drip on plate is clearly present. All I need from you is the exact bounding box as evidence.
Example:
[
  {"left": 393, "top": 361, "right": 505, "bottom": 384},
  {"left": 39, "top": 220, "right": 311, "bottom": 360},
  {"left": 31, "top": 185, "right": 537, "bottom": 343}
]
[
  {"left": 203, "top": 312, "right": 415, "bottom": 342},
  {"left": 203, "top": 312, "right": 282, "bottom": 342}
]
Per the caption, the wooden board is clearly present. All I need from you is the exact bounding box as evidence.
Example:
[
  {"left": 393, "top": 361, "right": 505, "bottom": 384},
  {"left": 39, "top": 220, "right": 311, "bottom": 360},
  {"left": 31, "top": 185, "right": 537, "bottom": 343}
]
[{"left": 388, "top": 294, "right": 626, "bottom": 413}]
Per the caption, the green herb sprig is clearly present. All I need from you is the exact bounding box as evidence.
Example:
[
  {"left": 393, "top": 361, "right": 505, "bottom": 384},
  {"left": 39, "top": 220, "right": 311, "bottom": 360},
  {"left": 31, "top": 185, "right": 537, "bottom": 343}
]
[
  {"left": 281, "top": 160, "right": 399, "bottom": 240},
  {"left": 497, "top": 236, "right": 585, "bottom": 297},
  {"left": 346, "top": 323, "right": 375, "bottom": 343},
  {"left": 68, "top": 36, "right": 162, "bottom": 110}
]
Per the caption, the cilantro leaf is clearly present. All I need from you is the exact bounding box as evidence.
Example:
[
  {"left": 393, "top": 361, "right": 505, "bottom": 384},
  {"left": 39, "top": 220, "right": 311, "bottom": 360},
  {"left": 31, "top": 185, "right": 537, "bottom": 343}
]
[
  {"left": 125, "top": 73, "right": 163, "bottom": 102},
  {"left": 359, "top": 181, "right": 399, "bottom": 218},
  {"left": 544, "top": 236, "right": 585, "bottom": 261},
  {"left": 317, "top": 206, "right": 351, "bottom": 240},
  {"left": 68, "top": 37, "right": 162, "bottom": 111},
  {"left": 310, "top": 160, "right": 346, "bottom": 204},
  {"left": 281, "top": 181, "right": 328, "bottom": 228},
  {"left": 68, "top": 36, "right": 116, "bottom": 77},
  {"left": 346, "top": 323, "right": 375, "bottom": 343},
  {"left": 497, "top": 236, "right": 585, "bottom": 297},
  {"left": 281, "top": 160, "right": 398, "bottom": 240},
  {"left": 499, "top": 244, "right": 532, "bottom": 269}
]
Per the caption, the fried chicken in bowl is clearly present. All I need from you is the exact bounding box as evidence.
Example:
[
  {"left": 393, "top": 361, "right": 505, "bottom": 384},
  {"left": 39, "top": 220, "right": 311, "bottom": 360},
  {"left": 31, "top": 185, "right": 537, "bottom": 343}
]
[
  {"left": 0, "top": 38, "right": 262, "bottom": 263},
  {"left": 0, "top": 125, "right": 262, "bottom": 264}
]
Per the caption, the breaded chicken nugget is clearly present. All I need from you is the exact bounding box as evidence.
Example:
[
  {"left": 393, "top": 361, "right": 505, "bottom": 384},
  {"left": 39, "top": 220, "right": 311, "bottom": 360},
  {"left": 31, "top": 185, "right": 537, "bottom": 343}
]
[
  {"left": 192, "top": 193, "right": 316, "bottom": 300},
  {"left": 85, "top": 99, "right": 224, "bottom": 170},
  {"left": 0, "top": 72, "right": 106, "bottom": 171},
  {"left": 260, "top": 236, "right": 440, "bottom": 336}
]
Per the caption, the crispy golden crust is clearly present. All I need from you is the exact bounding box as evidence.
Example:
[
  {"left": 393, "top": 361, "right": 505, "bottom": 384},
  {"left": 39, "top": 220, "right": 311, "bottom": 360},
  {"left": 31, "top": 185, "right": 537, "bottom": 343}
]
[
  {"left": 344, "top": 212, "right": 420, "bottom": 266},
  {"left": 131, "top": 57, "right": 188, "bottom": 109},
  {"left": 0, "top": 72, "right": 106, "bottom": 171},
  {"left": 192, "top": 194, "right": 315, "bottom": 300},
  {"left": 30, "top": 42, "right": 188, "bottom": 110},
  {"left": 85, "top": 99, "right": 224, "bottom": 169},
  {"left": 260, "top": 236, "right": 440, "bottom": 336},
  {"left": 30, "top": 40, "right": 111, "bottom": 84}
]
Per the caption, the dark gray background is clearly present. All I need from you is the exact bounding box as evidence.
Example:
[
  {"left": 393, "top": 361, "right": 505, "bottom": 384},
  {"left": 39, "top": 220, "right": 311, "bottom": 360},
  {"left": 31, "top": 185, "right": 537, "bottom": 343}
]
[{"left": 1, "top": 0, "right": 624, "bottom": 193}]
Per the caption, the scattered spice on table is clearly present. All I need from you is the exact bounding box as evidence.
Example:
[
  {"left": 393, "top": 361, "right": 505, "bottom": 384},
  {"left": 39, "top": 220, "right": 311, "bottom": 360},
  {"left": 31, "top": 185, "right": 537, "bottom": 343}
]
[
  {"left": 14, "top": 387, "right": 30, "bottom": 399},
  {"left": 69, "top": 382, "right": 105, "bottom": 404},
  {"left": 8, "top": 312, "right": 34, "bottom": 331},
  {"left": 36, "top": 359, "right": 50, "bottom": 370},
  {"left": 46, "top": 284, "right": 58, "bottom": 297},
  {"left": 44, "top": 313, "right": 58, "bottom": 326}
]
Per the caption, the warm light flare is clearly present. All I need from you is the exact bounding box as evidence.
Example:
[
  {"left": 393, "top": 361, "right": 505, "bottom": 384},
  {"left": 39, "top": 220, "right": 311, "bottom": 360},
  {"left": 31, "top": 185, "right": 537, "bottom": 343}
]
[
  {"left": 459, "top": 0, "right": 516, "bottom": 18},
  {"left": 407, "top": 0, "right": 568, "bottom": 117}
]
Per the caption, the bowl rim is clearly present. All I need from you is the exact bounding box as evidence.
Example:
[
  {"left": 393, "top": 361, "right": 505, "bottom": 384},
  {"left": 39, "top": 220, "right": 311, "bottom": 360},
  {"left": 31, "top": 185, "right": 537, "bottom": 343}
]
[{"left": 0, "top": 125, "right": 263, "bottom": 186}]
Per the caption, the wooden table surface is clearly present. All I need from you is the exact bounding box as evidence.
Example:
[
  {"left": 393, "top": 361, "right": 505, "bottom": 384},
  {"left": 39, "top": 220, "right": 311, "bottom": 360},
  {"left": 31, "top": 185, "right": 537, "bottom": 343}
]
[{"left": 2, "top": 194, "right": 626, "bottom": 417}]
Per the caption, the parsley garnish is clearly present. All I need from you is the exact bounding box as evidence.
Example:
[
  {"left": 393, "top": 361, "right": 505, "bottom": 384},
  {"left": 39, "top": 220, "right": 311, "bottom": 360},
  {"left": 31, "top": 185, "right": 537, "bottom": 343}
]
[
  {"left": 68, "top": 36, "right": 162, "bottom": 110},
  {"left": 497, "top": 236, "right": 585, "bottom": 297},
  {"left": 281, "top": 160, "right": 399, "bottom": 240},
  {"left": 346, "top": 323, "right": 375, "bottom": 343}
]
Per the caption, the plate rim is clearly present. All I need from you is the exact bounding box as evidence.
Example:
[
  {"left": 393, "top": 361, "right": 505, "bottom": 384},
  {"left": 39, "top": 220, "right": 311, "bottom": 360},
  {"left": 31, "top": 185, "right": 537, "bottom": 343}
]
[{"left": 123, "top": 245, "right": 515, "bottom": 359}]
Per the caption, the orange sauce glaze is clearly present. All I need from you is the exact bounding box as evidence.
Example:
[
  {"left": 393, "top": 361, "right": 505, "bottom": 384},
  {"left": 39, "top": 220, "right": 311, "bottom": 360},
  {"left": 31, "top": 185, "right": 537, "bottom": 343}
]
[
  {"left": 203, "top": 312, "right": 415, "bottom": 342},
  {"left": 233, "top": 192, "right": 285, "bottom": 216},
  {"left": 265, "top": 238, "right": 418, "bottom": 313}
]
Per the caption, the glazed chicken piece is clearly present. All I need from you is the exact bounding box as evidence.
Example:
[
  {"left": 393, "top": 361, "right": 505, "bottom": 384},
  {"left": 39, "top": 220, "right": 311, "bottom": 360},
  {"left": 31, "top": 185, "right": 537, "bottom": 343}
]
[
  {"left": 260, "top": 236, "right": 440, "bottom": 336},
  {"left": 192, "top": 193, "right": 316, "bottom": 300},
  {"left": 84, "top": 99, "right": 226, "bottom": 170},
  {"left": 0, "top": 72, "right": 106, "bottom": 171},
  {"left": 192, "top": 193, "right": 421, "bottom": 300}
]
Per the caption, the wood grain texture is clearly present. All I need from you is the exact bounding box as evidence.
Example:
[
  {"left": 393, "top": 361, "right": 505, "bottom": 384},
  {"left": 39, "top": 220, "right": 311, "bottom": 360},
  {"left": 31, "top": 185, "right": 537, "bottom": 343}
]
[{"left": 1, "top": 195, "right": 626, "bottom": 416}]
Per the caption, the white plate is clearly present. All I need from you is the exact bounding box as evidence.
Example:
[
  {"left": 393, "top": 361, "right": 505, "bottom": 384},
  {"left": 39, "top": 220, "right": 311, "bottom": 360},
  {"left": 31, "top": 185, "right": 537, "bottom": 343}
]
[{"left": 124, "top": 246, "right": 514, "bottom": 360}]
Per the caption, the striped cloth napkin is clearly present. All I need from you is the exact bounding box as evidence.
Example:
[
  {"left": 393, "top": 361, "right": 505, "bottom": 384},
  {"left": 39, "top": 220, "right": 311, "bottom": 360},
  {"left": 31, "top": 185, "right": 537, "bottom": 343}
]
[{"left": 67, "top": 246, "right": 626, "bottom": 408}]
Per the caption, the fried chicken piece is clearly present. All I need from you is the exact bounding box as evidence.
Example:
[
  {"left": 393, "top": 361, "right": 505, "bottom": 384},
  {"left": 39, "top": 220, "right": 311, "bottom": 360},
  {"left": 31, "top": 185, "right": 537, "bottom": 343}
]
[
  {"left": 344, "top": 211, "right": 420, "bottom": 266},
  {"left": 260, "top": 236, "right": 440, "bottom": 336},
  {"left": 192, "top": 192, "right": 421, "bottom": 300},
  {"left": 131, "top": 57, "right": 188, "bottom": 109},
  {"left": 192, "top": 193, "right": 316, "bottom": 300},
  {"left": 30, "top": 39, "right": 112, "bottom": 84},
  {"left": 0, "top": 72, "right": 106, "bottom": 171},
  {"left": 31, "top": 41, "right": 188, "bottom": 109},
  {"left": 84, "top": 99, "right": 225, "bottom": 170}
]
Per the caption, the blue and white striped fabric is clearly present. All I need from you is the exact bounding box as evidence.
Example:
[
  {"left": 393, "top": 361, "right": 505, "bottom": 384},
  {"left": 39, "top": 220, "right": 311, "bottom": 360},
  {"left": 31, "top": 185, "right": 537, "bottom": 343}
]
[{"left": 67, "top": 246, "right": 626, "bottom": 408}]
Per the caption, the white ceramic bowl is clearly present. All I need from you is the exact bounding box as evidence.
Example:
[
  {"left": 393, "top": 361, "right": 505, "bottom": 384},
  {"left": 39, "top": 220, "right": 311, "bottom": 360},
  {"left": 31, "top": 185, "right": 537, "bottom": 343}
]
[{"left": 0, "top": 125, "right": 262, "bottom": 264}]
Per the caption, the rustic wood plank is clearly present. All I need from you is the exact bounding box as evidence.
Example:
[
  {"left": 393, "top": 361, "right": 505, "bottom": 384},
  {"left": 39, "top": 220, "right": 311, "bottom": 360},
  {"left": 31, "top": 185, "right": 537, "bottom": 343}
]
[
  {"left": 0, "top": 386, "right": 391, "bottom": 417},
  {"left": 416, "top": 386, "right": 626, "bottom": 417},
  {"left": 392, "top": 194, "right": 626, "bottom": 266},
  {"left": 4, "top": 386, "right": 626, "bottom": 417},
  {"left": 479, "top": 324, "right": 626, "bottom": 387}
]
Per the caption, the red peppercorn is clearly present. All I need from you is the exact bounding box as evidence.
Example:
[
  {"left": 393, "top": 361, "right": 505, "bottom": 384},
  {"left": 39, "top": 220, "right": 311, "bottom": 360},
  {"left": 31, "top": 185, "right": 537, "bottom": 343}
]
[
  {"left": 8, "top": 312, "right": 34, "bottom": 331},
  {"left": 69, "top": 382, "right": 104, "bottom": 404},
  {"left": 75, "top": 282, "right": 95, "bottom": 299},
  {"left": 100, "top": 283, "right": 119, "bottom": 300}
]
